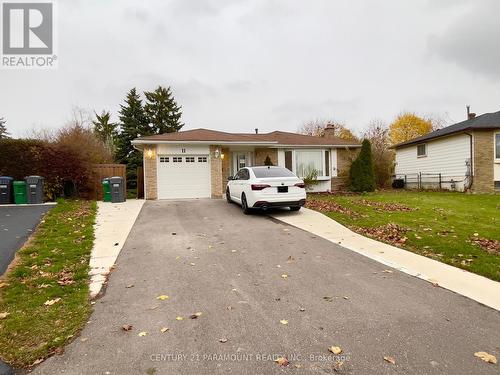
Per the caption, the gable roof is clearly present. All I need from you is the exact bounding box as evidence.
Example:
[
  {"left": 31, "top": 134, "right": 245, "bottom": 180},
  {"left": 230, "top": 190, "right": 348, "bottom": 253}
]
[
  {"left": 392, "top": 111, "right": 500, "bottom": 148},
  {"left": 132, "top": 128, "right": 360, "bottom": 147}
]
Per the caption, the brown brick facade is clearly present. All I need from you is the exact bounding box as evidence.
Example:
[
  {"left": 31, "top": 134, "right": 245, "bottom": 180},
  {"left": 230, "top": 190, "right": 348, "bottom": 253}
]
[
  {"left": 254, "top": 148, "right": 278, "bottom": 166},
  {"left": 472, "top": 130, "right": 495, "bottom": 193},
  {"left": 210, "top": 145, "right": 223, "bottom": 198},
  {"left": 331, "top": 147, "right": 359, "bottom": 191},
  {"left": 144, "top": 146, "right": 157, "bottom": 199}
]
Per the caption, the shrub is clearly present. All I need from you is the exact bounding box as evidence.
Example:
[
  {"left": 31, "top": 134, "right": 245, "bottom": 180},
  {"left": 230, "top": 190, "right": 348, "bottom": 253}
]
[
  {"left": 349, "top": 139, "right": 375, "bottom": 192},
  {"left": 0, "top": 124, "right": 112, "bottom": 199},
  {"left": 264, "top": 155, "right": 273, "bottom": 166}
]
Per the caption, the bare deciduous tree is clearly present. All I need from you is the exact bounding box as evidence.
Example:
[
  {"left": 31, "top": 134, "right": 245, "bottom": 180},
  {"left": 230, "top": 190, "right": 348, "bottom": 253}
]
[
  {"left": 299, "top": 119, "right": 358, "bottom": 141},
  {"left": 363, "top": 119, "right": 394, "bottom": 188}
]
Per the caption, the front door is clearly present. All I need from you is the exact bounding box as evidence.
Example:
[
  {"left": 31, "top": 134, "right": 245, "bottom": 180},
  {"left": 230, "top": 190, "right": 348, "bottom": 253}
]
[{"left": 233, "top": 152, "right": 252, "bottom": 174}]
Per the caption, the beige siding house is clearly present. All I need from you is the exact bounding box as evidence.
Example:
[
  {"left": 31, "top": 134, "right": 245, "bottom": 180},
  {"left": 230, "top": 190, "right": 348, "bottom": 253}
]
[
  {"left": 132, "top": 128, "right": 360, "bottom": 200},
  {"left": 393, "top": 111, "right": 500, "bottom": 193}
]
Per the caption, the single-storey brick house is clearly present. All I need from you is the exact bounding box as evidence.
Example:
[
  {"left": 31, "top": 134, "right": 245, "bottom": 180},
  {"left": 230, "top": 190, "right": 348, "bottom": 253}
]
[
  {"left": 132, "top": 127, "right": 360, "bottom": 199},
  {"left": 392, "top": 111, "right": 500, "bottom": 193}
]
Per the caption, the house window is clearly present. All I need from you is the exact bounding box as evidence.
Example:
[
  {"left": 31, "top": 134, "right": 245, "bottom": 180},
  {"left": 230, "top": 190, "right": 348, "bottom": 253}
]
[
  {"left": 325, "top": 150, "right": 330, "bottom": 177},
  {"left": 159, "top": 156, "right": 169, "bottom": 163},
  {"left": 198, "top": 156, "right": 207, "bottom": 163},
  {"left": 173, "top": 157, "right": 182, "bottom": 163},
  {"left": 495, "top": 181, "right": 500, "bottom": 190},
  {"left": 185, "top": 157, "right": 195, "bottom": 163},
  {"left": 417, "top": 144, "right": 427, "bottom": 157},
  {"left": 295, "top": 150, "right": 323, "bottom": 178},
  {"left": 495, "top": 134, "right": 500, "bottom": 159},
  {"left": 285, "top": 151, "right": 293, "bottom": 171}
]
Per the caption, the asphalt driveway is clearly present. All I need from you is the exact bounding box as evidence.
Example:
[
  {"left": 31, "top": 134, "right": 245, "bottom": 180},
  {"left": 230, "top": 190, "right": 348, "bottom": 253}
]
[
  {"left": 0, "top": 205, "right": 53, "bottom": 275},
  {"left": 34, "top": 200, "right": 500, "bottom": 375}
]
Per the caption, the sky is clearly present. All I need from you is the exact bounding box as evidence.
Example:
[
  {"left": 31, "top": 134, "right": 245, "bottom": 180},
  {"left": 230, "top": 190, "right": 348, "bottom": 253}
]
[{"left": 1, "top": 0, "right": 500, "bottom": 137}]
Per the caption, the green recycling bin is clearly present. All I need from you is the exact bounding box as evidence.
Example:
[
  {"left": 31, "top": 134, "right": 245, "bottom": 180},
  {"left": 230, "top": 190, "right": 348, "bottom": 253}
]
[
  {"left": 13, "top": 181, "right": 27, "bottom": 204},
  {"left": 102, "top": 178, "right": 112, "bottom": 202}
]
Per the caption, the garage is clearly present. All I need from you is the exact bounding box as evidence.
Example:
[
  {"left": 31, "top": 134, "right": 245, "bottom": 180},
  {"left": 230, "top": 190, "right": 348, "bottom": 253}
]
[{"left": 156, "top": 155, "right": 211, "bottom": 199}]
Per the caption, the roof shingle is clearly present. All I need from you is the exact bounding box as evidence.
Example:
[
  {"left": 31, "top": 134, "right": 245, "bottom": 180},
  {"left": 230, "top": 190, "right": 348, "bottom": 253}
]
[{"left": 133, "top": 128, "right": 359, "bottom": 146}]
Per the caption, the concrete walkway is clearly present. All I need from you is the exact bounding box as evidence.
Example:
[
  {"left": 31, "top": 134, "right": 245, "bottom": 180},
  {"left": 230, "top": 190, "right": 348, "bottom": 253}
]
[
  {"left": 271, "top": 207, "right": 500, "bottom": 311},
  {"left": 89, "top": 199, "right": 145, "bottom": 298}
]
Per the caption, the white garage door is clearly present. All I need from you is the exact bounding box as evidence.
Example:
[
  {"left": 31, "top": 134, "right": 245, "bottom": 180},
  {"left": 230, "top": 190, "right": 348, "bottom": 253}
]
[{"left": 157, "top": 155, "right": 211, "bottom": 199}]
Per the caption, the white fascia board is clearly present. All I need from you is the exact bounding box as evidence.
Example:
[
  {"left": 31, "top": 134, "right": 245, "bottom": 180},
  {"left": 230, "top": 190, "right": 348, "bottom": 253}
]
[
  {"left": 272, "top": 144, "right": 362, "bottom": 148},
  {"left": 131, "top": 140, "right": 277, "bottom": 146}
]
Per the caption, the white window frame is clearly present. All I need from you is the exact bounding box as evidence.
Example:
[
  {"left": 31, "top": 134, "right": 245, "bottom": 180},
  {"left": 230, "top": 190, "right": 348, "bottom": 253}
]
[
  {"left": 417, "top": 144, "right": 427, "bottom": 158},
  {"left": 495, "top": 133, "right": 500, "bottom": 162},
  {"left": 287, "top": 149, "right": 331, "bottom": 179}
]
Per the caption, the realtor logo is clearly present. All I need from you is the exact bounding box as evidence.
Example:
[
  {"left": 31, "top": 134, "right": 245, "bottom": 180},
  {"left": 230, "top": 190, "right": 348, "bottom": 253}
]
[{"left": 1, "top": 1, "right": 57, "bottom": 68}]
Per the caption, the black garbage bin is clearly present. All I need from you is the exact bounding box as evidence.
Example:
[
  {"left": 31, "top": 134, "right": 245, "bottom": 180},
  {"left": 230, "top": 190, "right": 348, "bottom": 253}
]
[
  {"left": 25, "top": 175, "right": 45, "bottom": 204},
  {"left": 0, "top": 176, "right": 14, "bottom": 204},
  {"left": 109, "top": 176, "right": 126, "bottom": 203}
]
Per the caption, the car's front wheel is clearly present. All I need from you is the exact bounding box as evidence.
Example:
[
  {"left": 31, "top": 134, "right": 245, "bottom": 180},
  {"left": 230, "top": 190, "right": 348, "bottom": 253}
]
[
  {"left": 290, "top": 206, "right": 301, "bottom": 211},
  {"left": 226, "top": 188, "right": 232, "bottom": 203},
  {"left": 241, "top": 193, "right": 251, "bottom": 215}
]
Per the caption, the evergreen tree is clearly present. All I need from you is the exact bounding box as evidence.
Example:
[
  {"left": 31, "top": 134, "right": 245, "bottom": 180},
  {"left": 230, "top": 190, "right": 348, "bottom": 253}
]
[
  {"left": 349, "top": 139, "right": 375, "bottom": 192},
  {"left": 0, "top": 117, "right": 10, "bottom": 139},
  {"left": 93, "top": 111, "right": 118, "bottom": 157},
  {"left": 264, "top": 155, "right": 274, "bottom": 166},
  {"left": 115, "top": 88, "right": 151, "bottom": 190},
  {"left": 115, "top": 88, "right": 149, "bottom": 164},
  {"left": 144, "top": 86, "right": 184, "bottom": 134}
]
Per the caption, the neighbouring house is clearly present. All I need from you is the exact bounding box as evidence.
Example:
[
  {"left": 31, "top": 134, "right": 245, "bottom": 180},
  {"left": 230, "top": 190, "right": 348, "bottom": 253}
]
[
  {"left": 392, "top": 110, "right": 500, "bottom": 193},
  {"left": 131, "top": 127, "right": 360, "bottom": 199}
]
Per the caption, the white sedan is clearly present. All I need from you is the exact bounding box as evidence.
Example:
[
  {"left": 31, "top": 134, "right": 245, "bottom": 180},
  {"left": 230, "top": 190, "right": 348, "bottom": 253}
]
[{"left": 226, "top": 166, "right": 307, "bottom": 214}]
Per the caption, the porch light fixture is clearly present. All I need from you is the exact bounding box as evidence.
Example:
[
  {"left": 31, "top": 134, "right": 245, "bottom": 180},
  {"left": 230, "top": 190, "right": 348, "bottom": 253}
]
[
  {"left": 220, "top": 152, "right": 225, "bottom": 160},
  {"left": 214, "top": 148, "right": 221, "bottom": 159},
  {"left": 146, "top": 147, "right": 154, "bottom": 160}
]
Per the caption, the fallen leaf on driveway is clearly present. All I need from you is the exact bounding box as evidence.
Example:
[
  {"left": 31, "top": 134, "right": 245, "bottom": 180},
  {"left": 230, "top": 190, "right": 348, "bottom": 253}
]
[
  {"left": 275, "top": 357, "right": 289, "bottom": 367},
  {"left": 323, "top": 296, "right": 333, "bottom": 302},
  {"left": 474, "top": 352, "right": 497, "bottom": 364},
  {"left": 125, "top": 284, "right": 134, "bottom": 288},
  {"left": 382, "top": 270, "right": 393, "bottom": 274},
  {"left": 226, "top": 306, "right": 233, "bottom": 310},
  {"left": 176, "top": 316, "right": 184, "bottom": 321},
  {"left": 0, "top": 312, "right": 9, "bottom": 319},
  {"left": 219, "top": 338, "right": 228, "bottom": 343},
  {"left": 80, "top": 337, "right": 88, "bottom": 342},
  {"left": 280, "top": 319, "right": 288, "bottom": 325},
  {"left": 189, "top": 263, "right": 196, "bottom": 266},
  {"left": 299, "top": 307, "right": 306, "bottom": 312},
  {"left": 343, "top": 296, "right": 349, "bottom": 300},
  {"left": 122, "top": 324, "right": 133, "bottom": 331},
  {"left": 329, "top": 346, "right": 342, "bottom": 355},
  {"left": 44, "top": 298, "right": 61, "bottom": 306},
  {"left": 156, "top": 295, "right": 169, "bottom": 301},
  {"left": 138, "top": 331, "right": 148, "bottom": 337},
  {"left": 189, "top": 312, "right": 202, "bottom": 319},
  {"left": 281, "top": 274, "right": 288, "bottom": 279},
  {"left": 231, "top": 250, "right": 237, "bottom": 253},
  {"left": 287, "top": 255, "right": 295, "bottom": 261},
  {"left": 160, "top": 327, "right": 169, "bottom": 333},
  {"left": 384, "top": 356, "right": 396, "bottom": 365}
]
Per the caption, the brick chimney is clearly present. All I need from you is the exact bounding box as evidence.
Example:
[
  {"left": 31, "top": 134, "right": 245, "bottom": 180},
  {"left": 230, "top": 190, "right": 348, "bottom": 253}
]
[{"left": 323, "top": 123, "right": 336, "bottom": 138}]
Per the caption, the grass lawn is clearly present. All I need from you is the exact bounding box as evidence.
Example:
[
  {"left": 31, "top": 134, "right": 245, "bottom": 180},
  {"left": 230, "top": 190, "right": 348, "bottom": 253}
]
[
  {"left": 306, "top": 191, "right": 500, "bottom": 281},
  {"left": 0, "top": 199, "right": 96, "bottom": 368}
]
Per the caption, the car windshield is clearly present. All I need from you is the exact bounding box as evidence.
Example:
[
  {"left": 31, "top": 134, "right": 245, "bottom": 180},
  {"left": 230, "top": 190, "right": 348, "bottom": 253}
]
[{"left": 252, "top": 167, "right": 296, "bottom": 178}]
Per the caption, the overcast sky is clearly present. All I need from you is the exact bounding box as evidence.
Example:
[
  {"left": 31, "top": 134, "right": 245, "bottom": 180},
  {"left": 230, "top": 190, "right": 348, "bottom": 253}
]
[{"left": 1, "top": 0, "right": 500, "bottom": 137}]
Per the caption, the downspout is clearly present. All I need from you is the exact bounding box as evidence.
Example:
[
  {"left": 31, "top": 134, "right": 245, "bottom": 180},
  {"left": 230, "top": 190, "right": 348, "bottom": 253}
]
[{"left": 464, "top": 132, "right": 473, "bottom": 190}]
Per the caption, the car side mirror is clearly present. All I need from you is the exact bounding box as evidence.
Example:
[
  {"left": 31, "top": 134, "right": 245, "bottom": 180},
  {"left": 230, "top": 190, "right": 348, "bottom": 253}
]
[{"left": 228, "top": 176, "right": 234, "bottom": 181}]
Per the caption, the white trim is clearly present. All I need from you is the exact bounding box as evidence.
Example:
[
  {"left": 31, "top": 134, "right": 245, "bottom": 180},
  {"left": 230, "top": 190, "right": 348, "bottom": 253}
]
[
  {"left": 132, "top": 140, "right": 360, "bottom": 148},
  {"left": 494, "top": 132, "right": 500, "bottom": 162}
]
